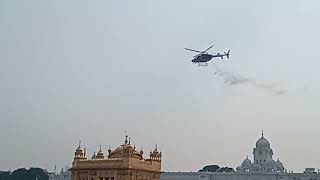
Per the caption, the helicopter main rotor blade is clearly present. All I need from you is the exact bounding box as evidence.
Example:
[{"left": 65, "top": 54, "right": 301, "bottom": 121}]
[
  {"left": 201, "top": 45, "right": 214, "bottom": 53},
  {"left": 184, "top": 48, "right": 202, "bottom": 53}
]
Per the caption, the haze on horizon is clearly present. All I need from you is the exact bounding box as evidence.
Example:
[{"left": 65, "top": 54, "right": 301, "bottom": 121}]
[{"left": 1, "top": 0, "right": 320, "bottom": 173}]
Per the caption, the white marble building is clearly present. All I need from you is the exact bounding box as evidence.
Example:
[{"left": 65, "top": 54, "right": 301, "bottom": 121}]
[
  {"left": 236, "top": 132, "right": 285, "bottom": 173},
  {"left": 161, "top": 133, "right": 320, "bottom": 180}
]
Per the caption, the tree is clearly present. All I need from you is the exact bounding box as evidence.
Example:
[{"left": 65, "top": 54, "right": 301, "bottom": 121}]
[
  {"left": 217, "top": 167, "right": 235, "bottom": 173},
  {"left": 28, "top": 168, "right": 48, "bottom": 180},
  {"left": 11, "top": 168, "right": 30, "bottom": 180},
  {"left": 199, "top": 165, "right": 220, "bottom": 172},
  {"left": 0, "top": 171, "right": 11, "bottom": 180},
  {"left": 8, "top": 168, "right": 49, "bottom": 180}
]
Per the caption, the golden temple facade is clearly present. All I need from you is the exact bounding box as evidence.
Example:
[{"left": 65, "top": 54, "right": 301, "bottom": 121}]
[{"left": 71, "top": 135, "right": 162, "bottom": 180}]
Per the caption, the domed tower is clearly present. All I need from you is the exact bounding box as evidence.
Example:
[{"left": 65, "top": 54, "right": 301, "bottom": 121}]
[
  {"left": 74, "top": 141, "right": 86, "bottom": 160},
  {"left": 108, "top": 135, "right": 145, "bottom": 159},
  {"left": 253, "top": 131, "right": 273, "bottom": 165},
  {"left": 275, "top": 158, "right": 285, "bottom": 172},
  {"left": 96, "top": 145, "right": 104, "bottom": 159},
  {"left": 241, "top": 156, "right": 252, "bottom": 172},
  {"left": 91, "top": 152, "right": 97, "bottom": 160},
  {"left": 150, "top": 144, "right": 162, "bottom": 161}
]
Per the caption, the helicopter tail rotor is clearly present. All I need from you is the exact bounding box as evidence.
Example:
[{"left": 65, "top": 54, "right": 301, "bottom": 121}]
[{"left": 224, "top": 50, "right": 230, "bottom": 59}]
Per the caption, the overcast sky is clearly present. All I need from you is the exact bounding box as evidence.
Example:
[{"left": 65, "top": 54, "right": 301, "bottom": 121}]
[{"left": 1, "top": 0, "right": 320, "bottom": 173}]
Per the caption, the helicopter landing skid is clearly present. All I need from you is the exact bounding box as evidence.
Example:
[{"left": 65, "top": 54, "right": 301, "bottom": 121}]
[{"left": 196, "top": 62, "right": 208, "bottom": 66}]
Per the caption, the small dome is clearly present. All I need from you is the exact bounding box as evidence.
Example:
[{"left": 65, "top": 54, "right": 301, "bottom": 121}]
[
  {"left": 91, "top": 152, "right": 97, "bottom": 159},
  {"left": 95, "top": 146, "right": 105, "bottom": 159},
  {"left": 97, "top": 148, "right": 104, "bottom": 156},
  {"left": 97, "top": 151, "right": 103, "bottom": 156},
  {"left": 276, "top": 159, "right": 284, "bottom": 170},
  {"left": 76, "top": 145, "right": 83, "bottom": 152},
  {"left": 242, "top": 156, "right": 252, "bottom": 166}
]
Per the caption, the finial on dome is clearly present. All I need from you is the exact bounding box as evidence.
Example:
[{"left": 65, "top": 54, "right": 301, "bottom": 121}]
[
  {"left": 246, "top": 155, "right": 248, "bottom": 159},
  {"left": 129, "top": 137, "right": 131, "bottom": 145},
  {"left": 125, "top": 131, "right": 128, "bottom": 144},
  {"left": 78, "top": 140, "right": 81, "bottom": 148},
  {"left": 262, "top": 130, "right": 264, "bottom": 137}
]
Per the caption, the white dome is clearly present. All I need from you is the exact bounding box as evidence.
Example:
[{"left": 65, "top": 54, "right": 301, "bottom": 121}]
[
  {"left": 256, "top": 136, "right": 270, "bottom": 148},
  {"left": 242, "top": 157, "right": 252, "bottom": 166},
  {"left": 276, "top": 159, "right": 284, "bottom": 170}
]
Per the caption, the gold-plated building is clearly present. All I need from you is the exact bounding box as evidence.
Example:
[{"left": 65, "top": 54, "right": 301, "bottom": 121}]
[{"left": 71, "top": 135, "right": 161, "bottom": 180}]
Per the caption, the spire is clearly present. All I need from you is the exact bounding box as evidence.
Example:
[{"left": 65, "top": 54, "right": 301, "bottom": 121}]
[{"left": 153, "top": 144, "right": 159, "bottom": 153}]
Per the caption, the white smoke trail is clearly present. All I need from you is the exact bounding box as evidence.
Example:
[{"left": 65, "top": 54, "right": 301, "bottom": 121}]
[{"left": 212, "top": 65, "right": 287, "bottom": 96}]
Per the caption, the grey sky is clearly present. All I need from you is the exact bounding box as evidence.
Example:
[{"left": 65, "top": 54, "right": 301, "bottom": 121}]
[{"left": 1, "top": 0, "right": 320, "bottom": 173}]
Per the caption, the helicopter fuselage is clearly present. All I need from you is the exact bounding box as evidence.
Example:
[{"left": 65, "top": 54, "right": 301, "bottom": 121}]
[{"left": 192, "top": 54, "right": 213, "bottom": 63}]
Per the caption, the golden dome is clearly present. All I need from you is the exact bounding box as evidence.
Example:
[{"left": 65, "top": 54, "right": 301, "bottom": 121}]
[{"left": 108, "top": 135, "right": 141, "bottom": 159}]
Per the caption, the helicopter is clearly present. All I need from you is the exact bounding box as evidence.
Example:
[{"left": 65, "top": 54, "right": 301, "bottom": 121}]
[{"left": 185, "top": 45, "right": 230, "bottom": 66}]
